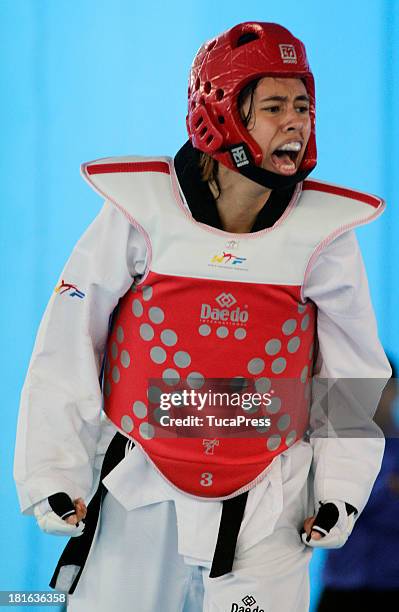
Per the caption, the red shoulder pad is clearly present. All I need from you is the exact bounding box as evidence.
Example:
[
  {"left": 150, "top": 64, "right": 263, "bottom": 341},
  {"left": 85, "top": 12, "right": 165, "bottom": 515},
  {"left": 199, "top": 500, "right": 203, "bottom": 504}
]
[
  {"left": 86, "top": 161, "right": 170, "bottom": 176},
  {"left": 303, "top": 179, "right": 382, "bottom": 209}
]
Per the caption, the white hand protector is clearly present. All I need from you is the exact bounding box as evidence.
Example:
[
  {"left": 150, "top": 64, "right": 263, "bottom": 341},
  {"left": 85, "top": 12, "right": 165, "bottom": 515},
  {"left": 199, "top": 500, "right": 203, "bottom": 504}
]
[
  {"left": 34, "top": 497, "right": 85, "bottom": 537},
  {"left": 301, "top": 500, "right": 357, "bottom": 549}
]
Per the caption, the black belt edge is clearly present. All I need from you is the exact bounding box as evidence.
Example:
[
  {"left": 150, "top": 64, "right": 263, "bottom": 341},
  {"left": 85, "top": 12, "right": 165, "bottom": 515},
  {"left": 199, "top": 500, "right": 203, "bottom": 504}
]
[
  {"left": 49, "top": 432, "right": 127, "bottom": 594},
  {"left": 49, "top": 433, "right": 248, "bottom": 593}
]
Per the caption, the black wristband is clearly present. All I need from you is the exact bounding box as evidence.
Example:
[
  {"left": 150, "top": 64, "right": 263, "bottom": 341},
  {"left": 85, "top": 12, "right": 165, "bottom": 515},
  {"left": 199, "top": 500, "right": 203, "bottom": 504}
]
[
  {"left": 311, "top": 502, "right": 339, "bottom": 537},
  {"left": 48, "top": 493, "right": 76, "bottom": 520},
  {"left": 310, "top": 501, "right": 358, "bottom": 540}
]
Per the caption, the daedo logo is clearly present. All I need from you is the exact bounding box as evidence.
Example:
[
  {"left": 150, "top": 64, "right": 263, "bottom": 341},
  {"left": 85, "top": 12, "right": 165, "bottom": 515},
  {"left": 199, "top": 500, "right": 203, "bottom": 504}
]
[
  {"left": 215, "top": 292, "right": 236, "bottom": 308},
  {"left": 231, "top": 595, "right": 264, "bottom": 612},
  {"left": 200, "top": 292, "right": 249, "bottom": 325}
]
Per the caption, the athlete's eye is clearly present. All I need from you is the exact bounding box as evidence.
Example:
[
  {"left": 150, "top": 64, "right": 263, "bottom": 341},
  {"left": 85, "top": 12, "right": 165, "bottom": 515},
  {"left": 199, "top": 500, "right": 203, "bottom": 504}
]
[
  {"left": 262, "top": 105, "right": 280, "bottom": 113},
  {"left": 296, "top": 106, "right": 310, "bottom": 113}
]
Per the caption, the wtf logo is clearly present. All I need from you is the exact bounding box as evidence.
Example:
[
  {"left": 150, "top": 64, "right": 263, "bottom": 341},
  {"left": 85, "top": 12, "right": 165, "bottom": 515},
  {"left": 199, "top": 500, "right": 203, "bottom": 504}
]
[
  {"left": 55, "top": 279, "right": 85, "bottom": 299},
  {"left": 210, "top": 252, "right": 247, "bottom": 266}
]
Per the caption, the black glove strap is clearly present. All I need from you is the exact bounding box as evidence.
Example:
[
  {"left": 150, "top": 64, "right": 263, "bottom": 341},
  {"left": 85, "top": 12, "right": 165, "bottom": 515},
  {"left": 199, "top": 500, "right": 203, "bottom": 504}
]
[
  {"left": 310, "top": 502, "right": 339, "bottom": 537},
  {"left": 309, "top": 501, "right": 358, "bottom": 540},
  {"left": 48, "top": 493, "right": 76, "bottom": 520}
]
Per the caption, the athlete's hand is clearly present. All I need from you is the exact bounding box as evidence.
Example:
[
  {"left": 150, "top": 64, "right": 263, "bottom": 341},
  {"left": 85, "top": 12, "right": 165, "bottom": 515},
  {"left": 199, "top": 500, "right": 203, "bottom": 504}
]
[
  {"left": 301, "top": 500, "right": 357, "bottom": 548},
  {"left": 62, "top": 496, "right": 87, "bottom": 525},
  {"left": 34, "top": 492, "right": 87, "bottom": 537}
]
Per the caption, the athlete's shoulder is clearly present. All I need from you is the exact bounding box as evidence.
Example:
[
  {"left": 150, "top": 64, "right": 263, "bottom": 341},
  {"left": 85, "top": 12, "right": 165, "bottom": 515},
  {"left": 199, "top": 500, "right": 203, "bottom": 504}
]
[
  {"left": 302, "top": 178, "right": 383, "bottom": 209},
  {"left": 80, "top": 155, "right": 175, "bottom": 211},
  {"left": 81, "top": 155, "right": 172, "bottom": 178}
]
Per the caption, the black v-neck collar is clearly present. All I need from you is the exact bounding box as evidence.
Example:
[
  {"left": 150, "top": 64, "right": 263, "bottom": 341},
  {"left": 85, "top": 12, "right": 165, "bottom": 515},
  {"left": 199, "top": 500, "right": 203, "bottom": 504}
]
[{"left": 174, "top": 141, "right": 295, "bottom": 232}]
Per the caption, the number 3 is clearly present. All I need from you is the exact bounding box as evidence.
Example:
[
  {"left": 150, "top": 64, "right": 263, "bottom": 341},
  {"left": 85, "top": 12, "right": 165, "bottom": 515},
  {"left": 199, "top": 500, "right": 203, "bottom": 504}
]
[{"left": 200, "top": 472, "right": 213, "bottom": 486}]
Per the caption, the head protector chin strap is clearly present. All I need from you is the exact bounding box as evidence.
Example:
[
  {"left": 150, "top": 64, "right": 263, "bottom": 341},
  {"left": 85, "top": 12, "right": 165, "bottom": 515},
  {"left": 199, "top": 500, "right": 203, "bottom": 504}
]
[{"left": 228, "top": 142, "right": 316, "bottom": 190}]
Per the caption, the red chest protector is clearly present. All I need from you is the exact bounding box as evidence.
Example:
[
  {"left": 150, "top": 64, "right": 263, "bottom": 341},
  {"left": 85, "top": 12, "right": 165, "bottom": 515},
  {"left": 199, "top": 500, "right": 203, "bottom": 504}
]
[{"left": 82, "top": 156, "right": 384, "bottom": 499}]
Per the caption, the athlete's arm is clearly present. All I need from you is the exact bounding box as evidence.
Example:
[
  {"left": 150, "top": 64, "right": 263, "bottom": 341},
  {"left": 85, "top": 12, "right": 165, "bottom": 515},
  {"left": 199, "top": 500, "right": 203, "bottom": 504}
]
[
  {"left": 302, "top": 230, "right": 390, "bottom": 541},
  {"left": 14, "top": 201, "right": 147, "bottom": 517}
]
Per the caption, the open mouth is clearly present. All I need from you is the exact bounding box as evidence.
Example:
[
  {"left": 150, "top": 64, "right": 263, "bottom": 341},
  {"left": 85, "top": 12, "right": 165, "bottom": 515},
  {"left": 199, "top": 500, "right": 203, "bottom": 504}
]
[{"left": 271, "top": 141, "right": 302, "bottom": 175}]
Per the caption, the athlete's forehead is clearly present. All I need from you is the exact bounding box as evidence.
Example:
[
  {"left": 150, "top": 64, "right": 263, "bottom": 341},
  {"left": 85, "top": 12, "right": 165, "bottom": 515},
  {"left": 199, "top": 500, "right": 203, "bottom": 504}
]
[{"left": 254, "top": 77, "right": 308, "bottom": 100}]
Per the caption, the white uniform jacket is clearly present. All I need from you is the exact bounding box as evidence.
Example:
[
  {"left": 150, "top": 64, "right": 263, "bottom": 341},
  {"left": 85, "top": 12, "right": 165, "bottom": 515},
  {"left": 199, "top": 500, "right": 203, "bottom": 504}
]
[{"left": 14, "top": 156, "right": 391, "bottom": 564}]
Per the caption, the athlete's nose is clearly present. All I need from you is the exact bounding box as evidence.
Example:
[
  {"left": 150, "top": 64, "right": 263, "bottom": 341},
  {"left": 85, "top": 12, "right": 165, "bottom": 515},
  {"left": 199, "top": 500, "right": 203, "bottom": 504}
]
[
  {"left": 282, "top": 121, "right": 304, "bottom": 133},
  {"left": 281, "top": 107, "right": 304, "bottom": 133}
]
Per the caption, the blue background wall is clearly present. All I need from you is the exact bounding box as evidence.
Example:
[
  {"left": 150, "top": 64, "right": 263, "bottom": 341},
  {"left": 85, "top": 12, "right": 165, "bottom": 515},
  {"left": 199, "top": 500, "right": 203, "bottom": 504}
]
[{"left": 1, "top": 1, "right": 398, "bottom": 610}]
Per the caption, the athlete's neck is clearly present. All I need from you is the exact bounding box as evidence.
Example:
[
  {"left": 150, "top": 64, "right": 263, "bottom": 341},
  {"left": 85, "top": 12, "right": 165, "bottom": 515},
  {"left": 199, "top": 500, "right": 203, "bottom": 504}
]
[{"left": 211, "top": 164, "right": 272, "bottom": 233}]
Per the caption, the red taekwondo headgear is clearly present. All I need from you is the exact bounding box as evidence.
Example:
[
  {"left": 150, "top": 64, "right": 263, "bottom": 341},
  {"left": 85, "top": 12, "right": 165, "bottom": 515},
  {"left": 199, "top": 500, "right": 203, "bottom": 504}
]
[{"left": 186, "top": 22, "right": 317, "bottom": 189}]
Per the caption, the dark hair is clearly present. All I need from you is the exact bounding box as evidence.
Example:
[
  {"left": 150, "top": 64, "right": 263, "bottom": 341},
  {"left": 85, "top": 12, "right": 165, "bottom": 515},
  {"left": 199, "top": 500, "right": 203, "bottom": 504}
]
[
  {"left": 237, "top": 78, "right": 261, "bottom": 127},
  {"left": 199, "top": 78, "right": 261, "bottom": 198}
]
